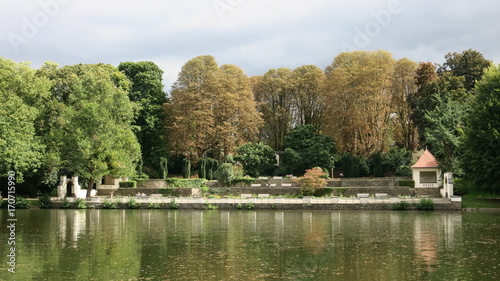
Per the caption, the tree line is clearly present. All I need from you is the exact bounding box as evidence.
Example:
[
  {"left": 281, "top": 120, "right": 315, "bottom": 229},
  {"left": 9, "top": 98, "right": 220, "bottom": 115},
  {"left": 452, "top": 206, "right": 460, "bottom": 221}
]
[{"left": 0, "top": 49, "right": 499, "bottom": 195}]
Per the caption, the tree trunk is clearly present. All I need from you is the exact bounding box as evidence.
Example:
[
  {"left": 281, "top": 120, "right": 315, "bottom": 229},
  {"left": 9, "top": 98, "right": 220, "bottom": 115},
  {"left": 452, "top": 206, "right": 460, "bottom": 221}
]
[{"left": 86, "top": 178, "right": 95, "bottom": 199}]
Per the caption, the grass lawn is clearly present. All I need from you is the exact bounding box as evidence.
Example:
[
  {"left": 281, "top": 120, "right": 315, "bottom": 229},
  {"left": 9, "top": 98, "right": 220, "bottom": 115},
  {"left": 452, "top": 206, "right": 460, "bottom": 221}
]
[{"left": 461, "top": 197, "right": 500, "bottom": 208}]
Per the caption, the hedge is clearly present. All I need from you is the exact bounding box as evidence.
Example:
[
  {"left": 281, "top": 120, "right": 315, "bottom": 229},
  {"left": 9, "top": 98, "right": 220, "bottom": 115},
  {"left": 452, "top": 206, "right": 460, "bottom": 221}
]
[
  {"left": 119, "top": 181, "right": 137, "bottom": 188},
  {"left": 398, "top": 179, "right": 415, "bottom": 188},
  {"left": 165, "top": 178, "right": 207, "bottom": 188}
]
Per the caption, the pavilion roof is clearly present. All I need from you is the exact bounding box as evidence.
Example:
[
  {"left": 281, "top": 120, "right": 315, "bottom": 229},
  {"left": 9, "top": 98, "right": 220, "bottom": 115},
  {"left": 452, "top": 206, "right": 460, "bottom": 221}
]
[{"left": 411, "top": 150, "right": 439, "bottom": 168}]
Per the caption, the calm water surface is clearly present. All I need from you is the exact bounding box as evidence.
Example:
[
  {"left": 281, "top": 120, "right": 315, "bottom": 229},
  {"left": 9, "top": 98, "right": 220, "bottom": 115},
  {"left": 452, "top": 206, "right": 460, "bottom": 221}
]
[{"left": 0, "top": 209, "right": 499, "bottom": 281}]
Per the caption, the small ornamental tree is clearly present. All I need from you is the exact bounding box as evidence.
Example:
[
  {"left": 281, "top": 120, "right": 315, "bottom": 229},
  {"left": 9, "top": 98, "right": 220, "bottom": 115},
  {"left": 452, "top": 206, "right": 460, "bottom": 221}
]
[
  {"left": 215, "top": 163, "right": 235, "bottom": 186},
  {"left": 297, "top": 167, "right": 327, "bottom": 188}
]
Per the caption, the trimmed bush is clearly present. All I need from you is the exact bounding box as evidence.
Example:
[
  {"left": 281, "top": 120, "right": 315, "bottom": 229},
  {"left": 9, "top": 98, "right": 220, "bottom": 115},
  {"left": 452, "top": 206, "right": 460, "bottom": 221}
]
[
  {"left": 119, "top": 181, "right": 137, "bottom": 188},
  {"left": 398, "top": 180, "right": 415, "bottom": 188}
]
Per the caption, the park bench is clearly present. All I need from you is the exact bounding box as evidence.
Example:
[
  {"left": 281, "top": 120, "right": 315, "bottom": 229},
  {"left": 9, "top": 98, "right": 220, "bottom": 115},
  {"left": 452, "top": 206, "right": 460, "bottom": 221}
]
[
  {"left": 375, "top": 193, "right": 388, "bottom": 198},
  {"left": 251, "top": 183, "right": 262, "bottom": 187},
  {"left": 281, "top": 183, "right": 292, "bottom": 187},
  {"left": 240, "top": 194, "right": 253, "bottom": 198},
  {"left": 257, "top": 194, "right": 270, "bottom": 198},
  {"left": 357, "top": 193, "right": 370, "bottom": 198}
]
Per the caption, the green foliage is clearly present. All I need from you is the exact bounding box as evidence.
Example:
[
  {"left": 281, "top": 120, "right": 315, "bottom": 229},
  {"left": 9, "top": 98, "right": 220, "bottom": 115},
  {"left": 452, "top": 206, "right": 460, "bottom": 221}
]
[
  {"left": 198, "top": 158, "right": 207, "bottom": 179},
  {"left": 0, "top": 58, "right": 50, "bottom": 181},
  {"left": 205, "top": 203, "right": 219, "bottom": 210},
  {"left": 340, "top": 153, "right": 368, "bottom": 177},
  {"left": 119, "top": 181, "right": 137, "bottom": 188},
  {"left": 40, "top": 63, "right": 141, "bottom": 198},
  {"left": 170, "top": 199, "right": 179, "bottom": 209},
  {"left": 424, "top": 92, "right": 466, "bottom": 173},
  {"left": 148, "top": 202, "right": 162, "bottom": 209},
  {"left": 398, "top": 180, "right": 415, "bottom": 188},
  {"left": 245, "top": 202, "right": 255, "bottom": 210},
  {"left": 215, "top": 163, "right": 236, "bottom": 186},
  {"left": 392, "top": 201, "right": 411, "bottom": 210},
  {"left": 14, "top": 196, "right": 31, "bottom": 209},
  {"left": 233, "top": 143, "right": 276, "bottom": 177},
  {"left": 462, "top": 65, "right": 500, "bottom": 193},
  {"left": 118, "top": 61, "right": 168, "bottom": 179},
  {"left": 182, "top": 158, "right": 191, "bottom": 178},
  {"left": 160, "top": 157, "right": 168, "bottom": 180},
  {"left": 102, "top": 199, "right": 119, "bottom": 209},
  {"left": 300, "top": 188, "right": 315, "bottom": 197},
  {"left": 38, "top": 194, "right": 52, "bottom": 209},
  {"left": 60, "top": 198, "right": 71, "bottom": 209},
  {"left": 165, "top": 178, "right": 207, "bottom": 188},
  {"left": 127, "top": 198, "right": 141, "bottom": 209},
  {"left": 282, "top": 125, "right": 336, "bottom": 175},
  {"left": 236, "top": 203, "right": 243, "bottom": 209},
  {"left": 75, "top": 199, "right": 87, "bottom": 209},
  {"left": 416, "top": 198, "right": 435, "bottom": 210},
  {"left": 371, "top": 152, "right": 384, "bottom": 177},
  {"left": 382, "top": 148, "right": 413, "bottom": 176}
]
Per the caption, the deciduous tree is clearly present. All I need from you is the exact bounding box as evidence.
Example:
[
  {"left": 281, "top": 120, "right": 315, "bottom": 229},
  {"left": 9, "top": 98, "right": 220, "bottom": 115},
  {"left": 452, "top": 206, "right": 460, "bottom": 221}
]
[
  {"left": 118, "top": 61, "right": 168, "bottom": 178},
  {"left": 167, "top": 55, "right": 262, "bottom": 161},
  {"left": 461, "top": 65, "right": 500, "bottom": 193},
  {"left": 323, "top": 50, "right": 395, "bottom": 156}
]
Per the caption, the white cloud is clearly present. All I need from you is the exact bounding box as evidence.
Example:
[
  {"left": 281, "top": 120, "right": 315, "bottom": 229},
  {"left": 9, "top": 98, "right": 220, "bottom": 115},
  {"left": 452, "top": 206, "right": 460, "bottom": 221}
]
[{"left": 1, "top": 0, "right": 499, "bottom": 90}]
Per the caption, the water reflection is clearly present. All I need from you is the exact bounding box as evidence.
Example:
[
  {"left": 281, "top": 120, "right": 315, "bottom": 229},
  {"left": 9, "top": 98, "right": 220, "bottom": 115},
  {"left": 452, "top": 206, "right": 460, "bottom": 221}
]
[{"left": 3, "top": 210, "right": 500, "bottom": 280}]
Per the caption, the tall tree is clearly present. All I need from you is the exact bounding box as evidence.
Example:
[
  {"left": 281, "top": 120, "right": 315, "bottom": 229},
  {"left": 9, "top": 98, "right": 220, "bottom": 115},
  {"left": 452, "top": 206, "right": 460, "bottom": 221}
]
[
  {"left": 167, "top": 55, "right": 261, "bottom": 161},
  {"left": 323, "top": 50, "right": 395, "bottom": 156},
  {"left": 424, "top": 93, "right": 466, "bottom": 173},
  {"left": 291, "top": 65, "right": 326, "bottom": 128},
  {"left": 253, "top": 68, "right": 294, "bottom": 151},
  {"left": 438, "top": 49, "right": 492, "bottom": 92},
  {"left": 118, "top": 61, "right": 168, "bottom": 178},
  {"left": 461, "top": 65, "right": 500, "bottom": 193},
  {"left": 41, "top": 64, "right": 140, "bottom": 197},
  {"left": 0, "top": 58, "right": 50, "bottom": 180},
  {"left": 390, "top": 58, "right": 419, "bottom": 151}
]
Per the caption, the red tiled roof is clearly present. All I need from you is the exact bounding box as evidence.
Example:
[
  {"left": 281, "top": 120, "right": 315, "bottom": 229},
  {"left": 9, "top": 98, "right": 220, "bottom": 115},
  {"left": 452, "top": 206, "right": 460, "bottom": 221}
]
[{"left": 411, "top": 150, "right": 439, "bottom": 168}]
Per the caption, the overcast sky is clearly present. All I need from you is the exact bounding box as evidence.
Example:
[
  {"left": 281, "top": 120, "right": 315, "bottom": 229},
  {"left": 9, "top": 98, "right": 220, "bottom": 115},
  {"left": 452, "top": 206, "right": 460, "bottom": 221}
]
[{"left": 1, "top": 0, "right": 499, "bottom": 92}]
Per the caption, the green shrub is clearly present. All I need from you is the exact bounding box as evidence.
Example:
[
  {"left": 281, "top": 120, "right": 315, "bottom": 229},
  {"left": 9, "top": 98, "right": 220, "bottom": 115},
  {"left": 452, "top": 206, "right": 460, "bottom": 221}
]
[
  {"left": 75, "top": 198, "right": 87, "bottom": 209},
  {"left": 236, "top": 203, "right": 243, "bottom": 209},
  {"left": 271, "top": 203, "right": 277, "bottom": 209},
  {"left": 392, "top": 201, "right": 411, "bottom": 210},
  {"left": 38, "top": 194, "right": 52, "bottom": 209},
  {"left": 102, "top": 199, "right": 119, "bottom": 209},
  {"left": 119, "top": 181, "right": 137, "bottom": 188},
  {"left": 61, "top": 198, "right": 71, "bottom": 209},
  {"left": 205, "top": 203, "right": 219, "bottom": 210},
  {"left": 398, "top": 180, "right": 415, "bottom": 188},
  {"left": 15, "top": 196, "right": 31, "bottom": 209},
  {"left": 148, "top": 202, "right": 162, "bottom": 209},
  {"left": 416, "top": 198, "right": 434, "bottom": 210},
  {"left": 127, "top": 198, "right": 141, "bottom": 209},
  {"left": 170, "top": 199, "right": 179, "bottom": 209},
  {"left": 245, "top": 202, "right": 255, "bottom": 210}
]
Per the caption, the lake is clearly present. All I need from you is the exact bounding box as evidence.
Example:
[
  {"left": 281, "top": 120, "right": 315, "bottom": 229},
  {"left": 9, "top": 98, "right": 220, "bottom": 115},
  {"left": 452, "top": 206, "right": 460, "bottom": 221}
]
[{"left": 1, "top": 209, "right": 499, "bottom": 280}]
